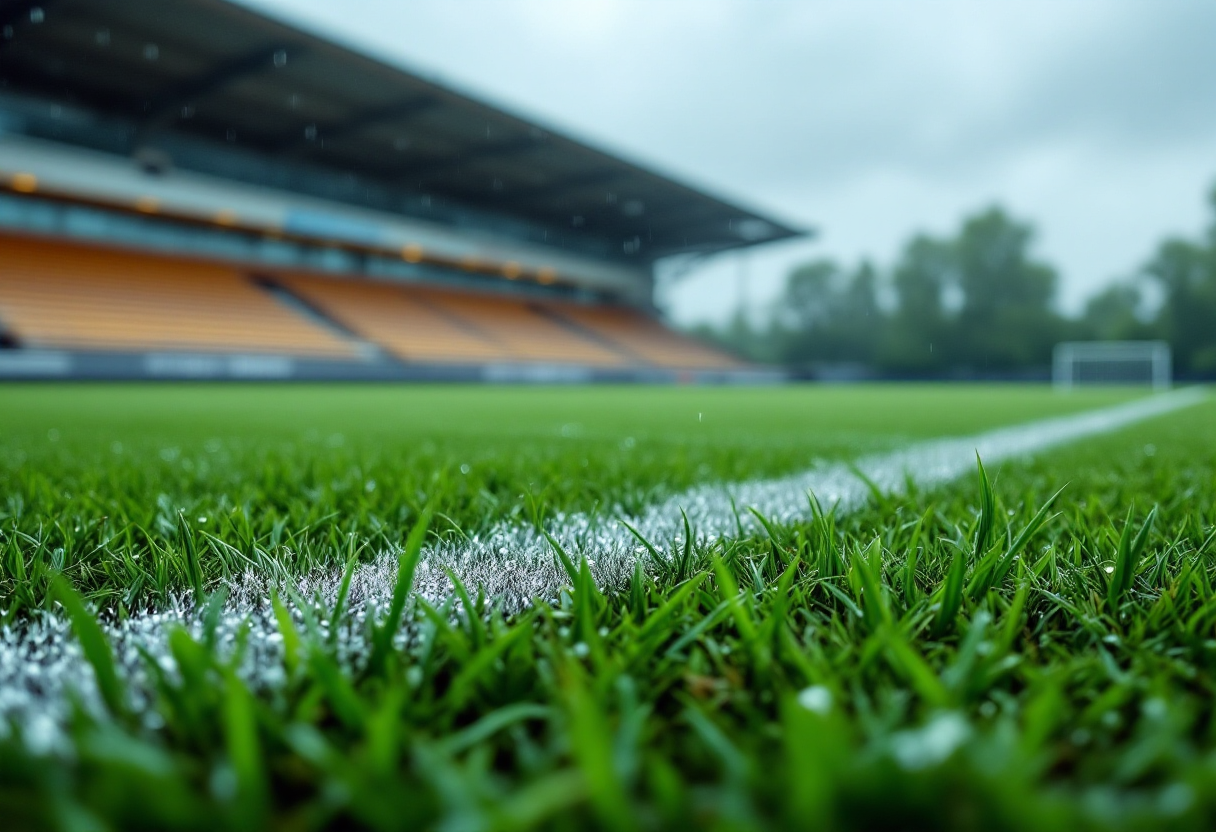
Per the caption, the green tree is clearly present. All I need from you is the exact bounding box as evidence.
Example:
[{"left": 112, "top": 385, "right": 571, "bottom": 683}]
[
  {"left": 1143, "top": 187, "right": 1216, "bottom": 374},
  {"left": 953, "top": 207, "right": 1063, "bottom": 371},
  {"left": 775, "top": 259, "right": 884, "bottom": 367},
  {"left": 1079, "top": 282, "right": 1155, "bottom": 342},
  {"left": 880, "top": 235, "right": 955, "bottom": 372}
]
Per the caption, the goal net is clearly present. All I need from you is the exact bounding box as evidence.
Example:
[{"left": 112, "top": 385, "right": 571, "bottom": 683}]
[{"left": 1053, "top": 341, "right": 1171, "bottom": 390}]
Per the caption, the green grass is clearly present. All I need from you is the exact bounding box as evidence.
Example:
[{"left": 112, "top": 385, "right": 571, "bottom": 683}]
[
  {"left": 2, "top": 383, "right": 1214, "bottom": 831},
  {"left": 0, "top": 383, "right": 1136, "bottom": 613}
]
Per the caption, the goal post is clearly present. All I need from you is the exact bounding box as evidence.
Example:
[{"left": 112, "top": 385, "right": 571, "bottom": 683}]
[{"left": 1053, "top": 341, "right": 1171, "bottom": 391}]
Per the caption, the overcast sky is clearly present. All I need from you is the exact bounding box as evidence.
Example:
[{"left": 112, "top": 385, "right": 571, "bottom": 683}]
[{"left": 242, "top": 0, "right": 1216, "bottom": 325}]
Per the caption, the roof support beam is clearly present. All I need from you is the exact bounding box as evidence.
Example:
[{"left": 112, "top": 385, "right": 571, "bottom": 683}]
[
  {"left": 510, "top": 168, "right": 629, "bottom": 204},
  {"left": 136, "top": 44, "right": 296, "bottom": 131},
  {"left": 394, "top": 136, "right": 544, "bottom": 183},
  {"left": 274, "top": 95, "right": 441, "bottom": 154}
]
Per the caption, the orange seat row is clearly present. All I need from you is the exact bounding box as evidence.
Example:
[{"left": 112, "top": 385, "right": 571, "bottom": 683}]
[
  {"left": 0, "top": 235, "right": 740, "bottom": 370},
  {"left": 0, "top": 236, "right": 355, "bottom": 357}
]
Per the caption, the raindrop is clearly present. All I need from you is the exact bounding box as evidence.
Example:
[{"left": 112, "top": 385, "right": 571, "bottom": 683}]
[
  {"left": 289, "top": 93, "right": 302, "bottom": 109},
  {"left": 143, "top": 43, "right": 159, "bottom": 61},
  {"left": 95, "top": 29, "right": 110, "bottom": 46},
  {"left": 226, "top": 128, "right": 236, "bottom": 141},
  {"left": 571, "top": 215, "right": 585, "bottom": 227},
  {"left": 273, "top": 49, "right": 288, "bottom": 67},
  {"left": 180, "top": 104, "right": 194, "bottom": 118},
  {"left": 2, "top": 25, "right": 12, "bottom": 39},
  {"left": 492, "top": 178, "right": 503, "bottom": 191},
  {"left": 304, "top": 123, "right": 318, "bottom": 140},
  {"left": 29, "top": 7, "right": 44, "bottom": 24}
]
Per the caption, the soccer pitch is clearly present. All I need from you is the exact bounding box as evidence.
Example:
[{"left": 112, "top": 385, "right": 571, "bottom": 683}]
[{"left": 1, "top": 383, "right": 1214, "bottom": 830}]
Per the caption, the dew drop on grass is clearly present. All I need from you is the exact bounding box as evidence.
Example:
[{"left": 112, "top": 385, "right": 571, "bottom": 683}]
[
  {"left": 797, "top": 685, "right": 832, "bottom": 715},
  {"left": 46, "top": 429, "right": 59, "bottom": 442},
  {"left": 460, "top": 464, "right": 470, "bottom": 475},
  {"left": 1160, "top": 783, "right": 1194, "bottom": 816},
  {"left": 890, "top": 712, "right": 970, "bottom": 770},
  {"left": 23, "top": 715, "right": 58, "bottom": 755},
  {"left": 1143, "top": 698, "right": 1168, "bottom": 720},
  {"left": 209, "top": 766, "right": 238, "bottom": 801}
]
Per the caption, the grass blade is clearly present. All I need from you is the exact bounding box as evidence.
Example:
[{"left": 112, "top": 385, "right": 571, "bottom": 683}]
[
  {"left": 51, "top": 574, "right": 126, "bottom": 718},
  {"left": 368, "top": 507, "right": 432, "bottom": 677},
  {"left": 932, "top": 544, "right": 967, "bottom": 638},
  {"left": 1108, "top": 505, "right": 1157, "bottom": 611}
]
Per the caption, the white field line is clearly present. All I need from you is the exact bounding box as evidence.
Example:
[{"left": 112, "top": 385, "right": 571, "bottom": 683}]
[
  {"left": 297, "top": 386, "right": 1209, "bottom": 613},
  {"left": 0, "top": 388, "right": 1207, "bottom": 746}
]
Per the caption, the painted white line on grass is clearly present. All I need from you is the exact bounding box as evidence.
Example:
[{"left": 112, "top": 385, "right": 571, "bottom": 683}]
[
  {"left": 306, "top": 386, "right": 1209, "bottom": 614},
  {"left": 0, "top": 387, "right": 1206, "bottom": 744}
]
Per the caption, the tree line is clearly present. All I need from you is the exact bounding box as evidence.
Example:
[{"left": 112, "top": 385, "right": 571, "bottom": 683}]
[{"left": 699, "top": 185, "right": 1216, "bottom": 378}]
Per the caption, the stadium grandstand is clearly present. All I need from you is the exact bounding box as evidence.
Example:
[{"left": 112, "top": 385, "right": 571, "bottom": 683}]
[{"left": 0, "top": 0, "right": 801, "bottom": 381}]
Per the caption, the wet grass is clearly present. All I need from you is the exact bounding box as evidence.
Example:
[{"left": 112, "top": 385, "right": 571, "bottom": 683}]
[
  {"left": 2, "top": 384, "right": 1213, "bottom": 831},
  {"left": 0, "top": 383, "right": 1135, "bottom": 616}
]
